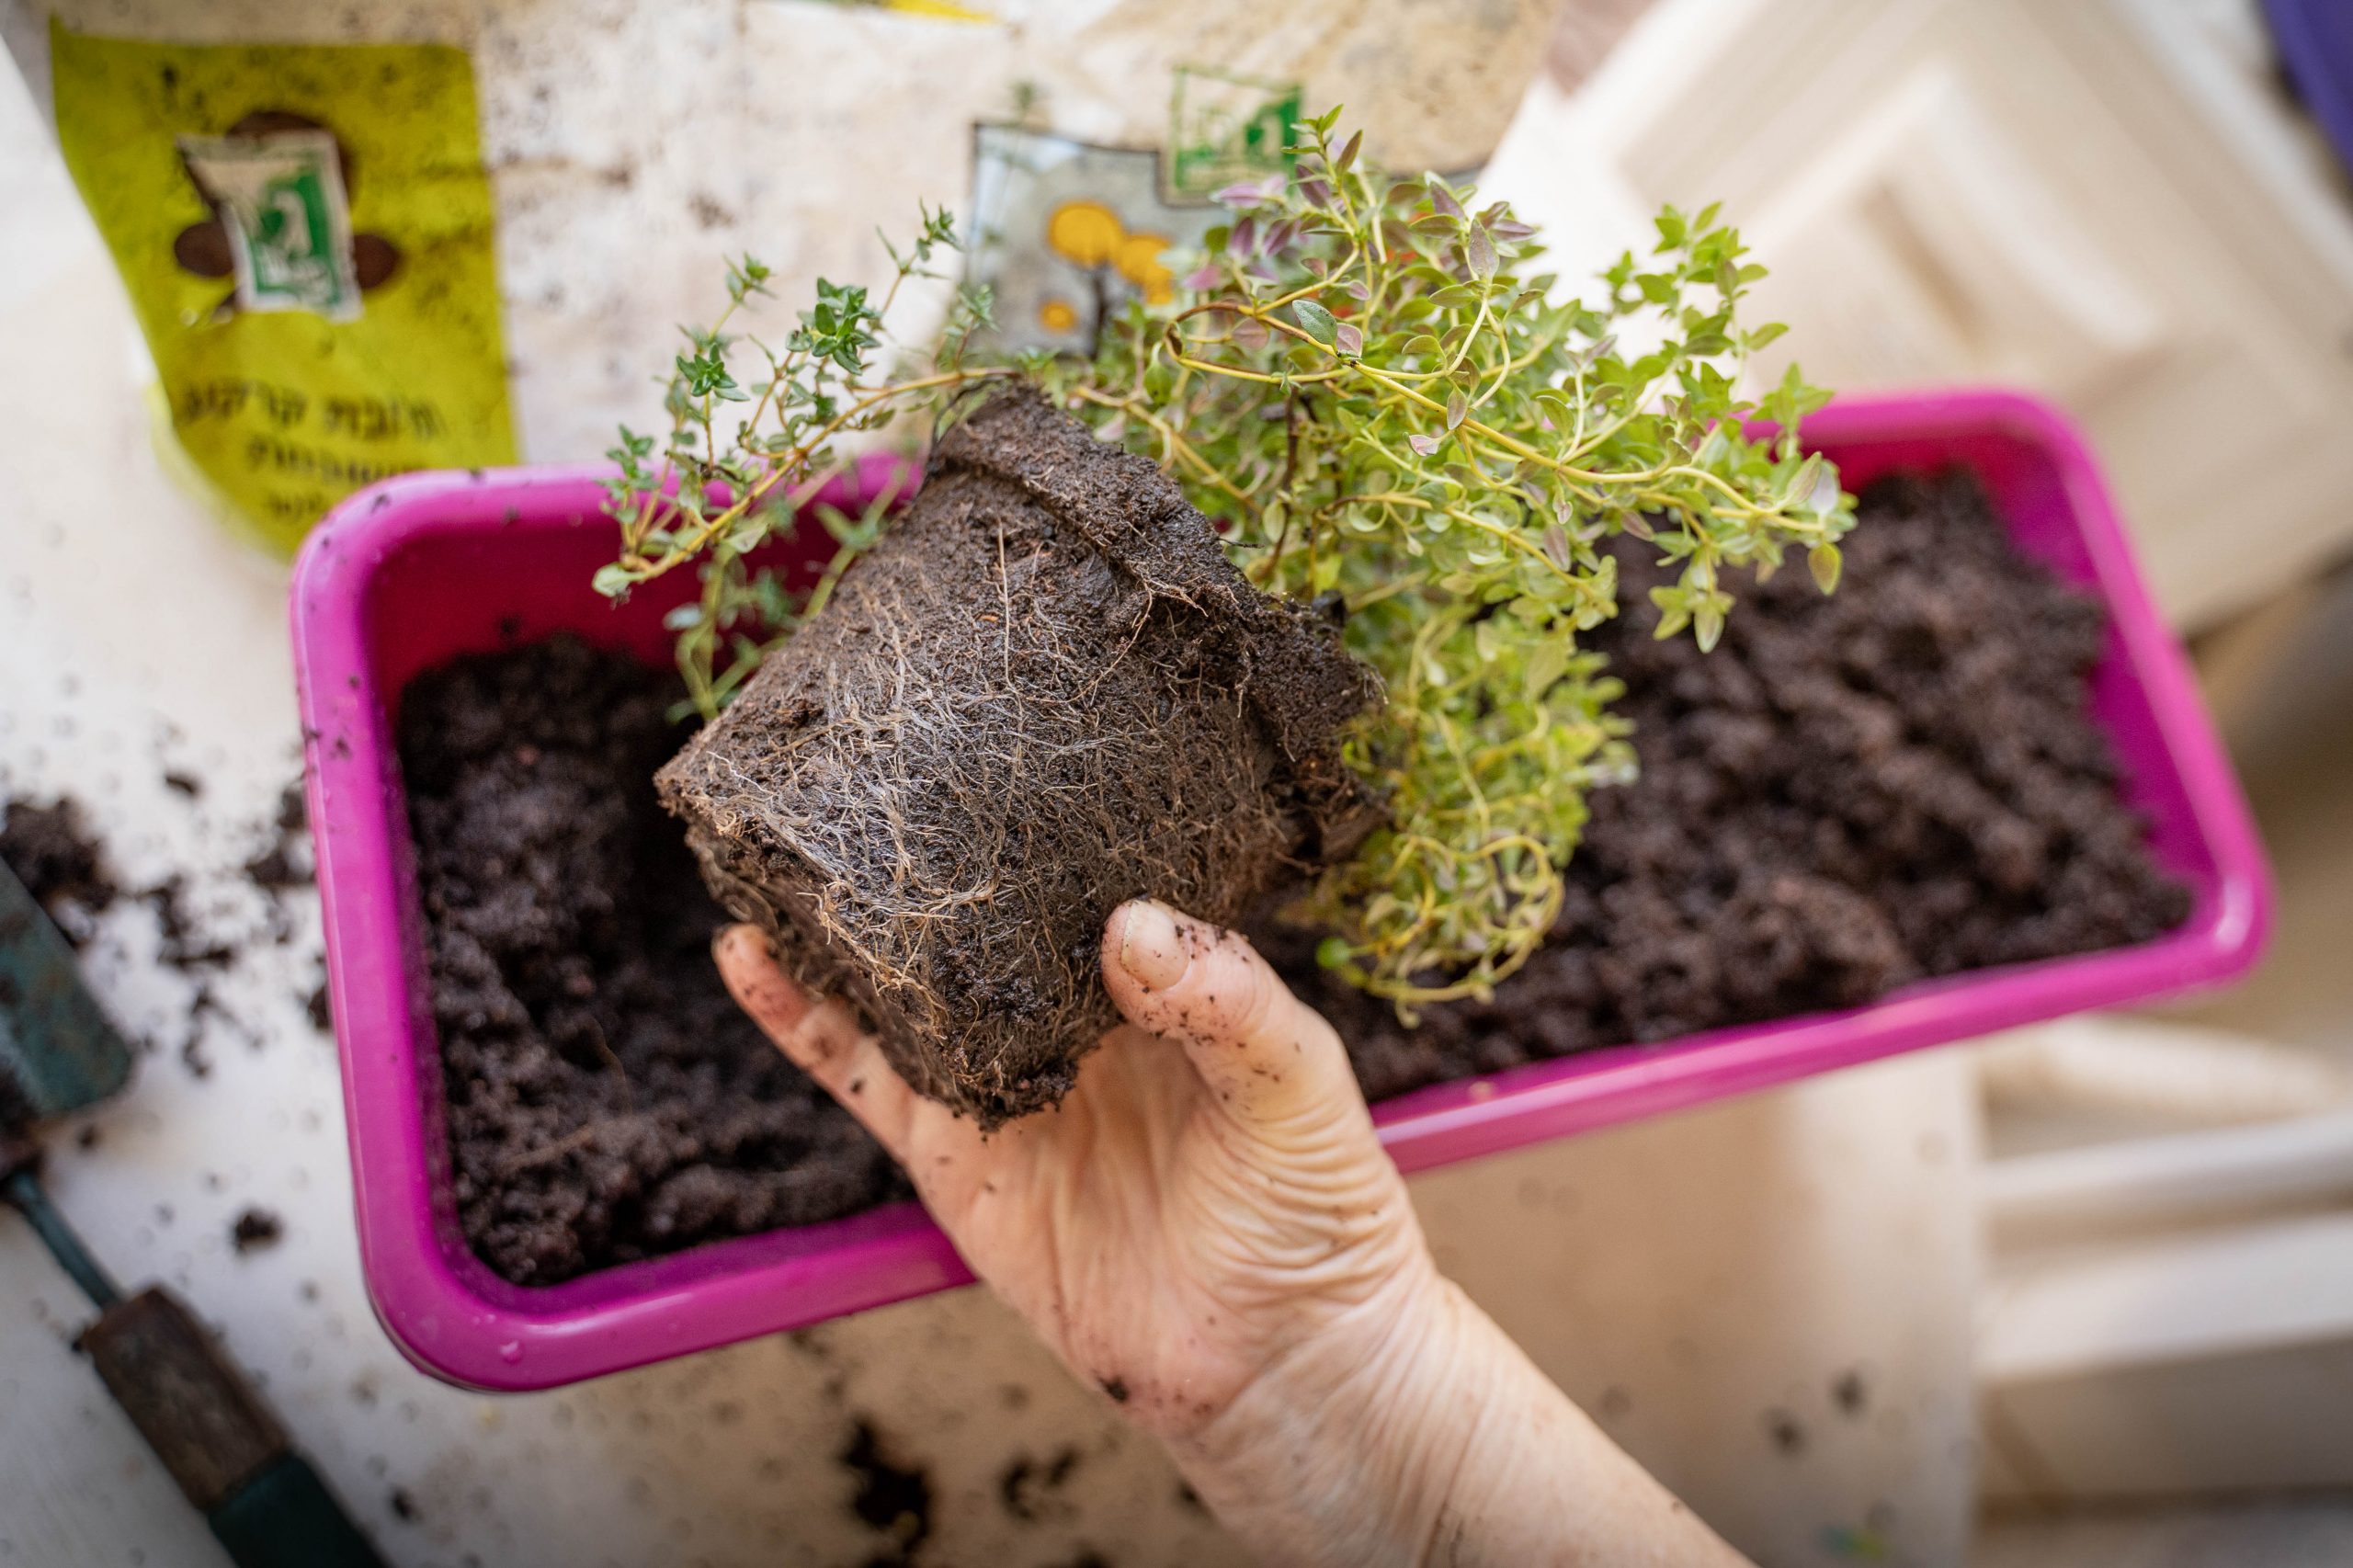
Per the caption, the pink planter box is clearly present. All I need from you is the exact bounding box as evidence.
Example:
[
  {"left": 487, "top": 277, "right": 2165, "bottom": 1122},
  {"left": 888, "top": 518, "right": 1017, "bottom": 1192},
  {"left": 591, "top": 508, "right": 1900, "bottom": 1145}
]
[{"left": 292, "top": 390, "right": 2268, "bottom": 1391}]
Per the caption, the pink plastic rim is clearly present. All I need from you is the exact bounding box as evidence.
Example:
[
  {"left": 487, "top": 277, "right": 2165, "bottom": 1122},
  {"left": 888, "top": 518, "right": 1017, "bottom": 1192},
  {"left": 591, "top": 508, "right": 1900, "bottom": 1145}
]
[{"left": 291, "top": 390, "right": 2269, "bottom": 1391}]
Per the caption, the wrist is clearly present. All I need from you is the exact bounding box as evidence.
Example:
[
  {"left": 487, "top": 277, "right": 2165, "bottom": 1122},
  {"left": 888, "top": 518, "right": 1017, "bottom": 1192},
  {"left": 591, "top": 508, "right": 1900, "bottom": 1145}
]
[{"left": 1170, "top": 1264, "right": 1505, "bottom": 1567}]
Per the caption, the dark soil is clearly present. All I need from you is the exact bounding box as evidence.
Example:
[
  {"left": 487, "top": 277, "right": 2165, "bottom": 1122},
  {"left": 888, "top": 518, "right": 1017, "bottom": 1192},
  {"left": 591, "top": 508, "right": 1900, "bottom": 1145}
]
[
  {"left": 0, "top": 796, "right": 120, "bottom": 947},
  {"left": 399, "top": 637, "right": 906, "bottom": 1286},
  {"left": 142, "top": 876, "right": 235, "bottom": 971},
  {"left": 661, "top": 386, "right": 1379, "bottom": 1127},
  {"left": 230, "top": 1207, "right": 283, "bottom": 1253},
  {"left": 840, "top": 1419, "right": 932, "bottom": 1561},
  {"left": 244, "top": 785, "right": 312, "bottom": 893},
  {"left": 999, "top": 1446, "right": 1083, "bottom": 1521},
  {"left": 1268, "top": 469, "right": 2193, "bottom": 1099}
]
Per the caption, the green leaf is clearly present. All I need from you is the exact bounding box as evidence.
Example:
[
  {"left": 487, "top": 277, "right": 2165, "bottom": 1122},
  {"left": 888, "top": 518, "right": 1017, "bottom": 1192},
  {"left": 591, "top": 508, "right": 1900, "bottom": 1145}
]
[
  {"left": 1293, "top": 299, "right": 1339, "bottom": 347},
  {"left": 1693, "top": 599, "right": 1725, "bottom": 653},
  {"left": 1808, "top": 541, "right": 1843, "bottom": 595},
  {"left": 592, "top": 563, "right": 635, "bottom": 600}
]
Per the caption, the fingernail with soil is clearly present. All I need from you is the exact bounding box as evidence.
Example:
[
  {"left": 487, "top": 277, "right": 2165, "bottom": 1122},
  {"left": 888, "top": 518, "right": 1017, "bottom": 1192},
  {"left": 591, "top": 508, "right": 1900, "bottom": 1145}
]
[{"left": 1115, "top": 901, "right": 1188, "bottom": 992}]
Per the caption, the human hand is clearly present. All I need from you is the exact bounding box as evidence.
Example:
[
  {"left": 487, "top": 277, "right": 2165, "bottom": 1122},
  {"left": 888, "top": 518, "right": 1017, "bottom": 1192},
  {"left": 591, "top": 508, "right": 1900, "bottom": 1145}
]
[
  {"left": 713, "top": 900, "right": 1436, "bottom": 1437},
  {"left": 714, "top": 901, "right": 1746, "bottom": 1568}
]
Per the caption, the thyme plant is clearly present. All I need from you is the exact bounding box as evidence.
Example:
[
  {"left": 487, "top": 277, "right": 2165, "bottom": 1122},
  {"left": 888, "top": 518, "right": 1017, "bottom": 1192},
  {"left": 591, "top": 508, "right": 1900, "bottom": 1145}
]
[{"left": 597, "top": 110, "right": 1854, "bottom": 1008}]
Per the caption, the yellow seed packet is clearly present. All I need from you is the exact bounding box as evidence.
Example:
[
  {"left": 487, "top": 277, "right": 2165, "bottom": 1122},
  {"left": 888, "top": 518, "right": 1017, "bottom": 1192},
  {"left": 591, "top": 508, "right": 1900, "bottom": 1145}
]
[{"left": 49, "top": 21, "right": 516, "bottom": 555}]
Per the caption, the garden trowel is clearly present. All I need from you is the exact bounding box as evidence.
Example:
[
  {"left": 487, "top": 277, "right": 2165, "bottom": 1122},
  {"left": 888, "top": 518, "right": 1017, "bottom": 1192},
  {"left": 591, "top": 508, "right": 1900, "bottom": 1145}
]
[{"left": 0, "top": 858, "right": 383, "bottom": 1568}]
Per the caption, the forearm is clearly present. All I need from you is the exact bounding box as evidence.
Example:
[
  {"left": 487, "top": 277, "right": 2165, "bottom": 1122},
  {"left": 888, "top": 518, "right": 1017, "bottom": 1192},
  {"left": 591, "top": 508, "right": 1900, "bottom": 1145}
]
[{"left": 1172, "top": 1273, "right": 1750, "bottom": 1568}]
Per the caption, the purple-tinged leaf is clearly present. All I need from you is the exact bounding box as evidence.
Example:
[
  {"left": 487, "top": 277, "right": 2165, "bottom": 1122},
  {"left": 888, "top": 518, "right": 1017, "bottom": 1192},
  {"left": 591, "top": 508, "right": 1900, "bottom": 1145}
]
[{"left": 1465, "top": 225, "right": 1496, "bottom": 280}]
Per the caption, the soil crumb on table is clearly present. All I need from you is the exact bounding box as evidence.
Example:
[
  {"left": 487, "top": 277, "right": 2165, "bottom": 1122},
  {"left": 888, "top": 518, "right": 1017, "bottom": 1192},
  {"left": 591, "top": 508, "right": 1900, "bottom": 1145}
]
[
  {"left": 399, "top": 637, "right": 907, "bottom": 1285},
  {"left": 231, "top": 1207, "right": 283, "bottom": 1253},
  {"left": 840, "top": 1418, "right": 933, "bottom": 1560},
  {"left": 0, "top": 795, "right": 120, "bottom": 946},
  {"left": 1274, "top": 468, "right": 2194, "bottom": 1098}
]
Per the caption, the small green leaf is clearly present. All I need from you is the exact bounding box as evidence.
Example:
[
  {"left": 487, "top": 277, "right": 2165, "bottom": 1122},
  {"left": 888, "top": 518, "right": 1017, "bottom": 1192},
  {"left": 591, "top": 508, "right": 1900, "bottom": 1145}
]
[
  {"left": 1293, "top": 299, "right": 1339, "bottom": 346},
  {"left": 1693, "top": 600, "right": 1724, "bottom": 653},
  {"left": 592, "top": 563, "right": 635, "bottom": 600},
  {"left": 1808, "top": 541, "right": 1843, "bottom": 595}
]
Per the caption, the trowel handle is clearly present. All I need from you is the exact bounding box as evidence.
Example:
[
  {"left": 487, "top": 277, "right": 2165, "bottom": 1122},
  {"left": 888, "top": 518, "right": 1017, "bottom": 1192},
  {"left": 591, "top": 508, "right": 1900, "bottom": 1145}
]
[{"left": 77, "top": 1287, "right": 386, "bottom": 1568}]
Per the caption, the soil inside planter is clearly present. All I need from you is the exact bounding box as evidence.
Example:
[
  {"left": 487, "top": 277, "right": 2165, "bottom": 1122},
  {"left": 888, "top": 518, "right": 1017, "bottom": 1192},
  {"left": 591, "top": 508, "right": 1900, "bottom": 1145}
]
[
  {"left": 404, "top": 465, "right": 2189, "bottom": 1283},
  {"left": 1267, "top": 469, "right": 2194, "bottom": 1099},
  {"left": 399, "top": 637, "right": 907, "bottom": 1285}
]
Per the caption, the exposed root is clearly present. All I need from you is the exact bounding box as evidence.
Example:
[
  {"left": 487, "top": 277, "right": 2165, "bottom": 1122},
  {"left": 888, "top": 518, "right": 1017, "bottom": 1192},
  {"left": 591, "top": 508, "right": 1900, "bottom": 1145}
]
[{"left": 661, "top": 389, "right": 1380, "bottom": 1126}]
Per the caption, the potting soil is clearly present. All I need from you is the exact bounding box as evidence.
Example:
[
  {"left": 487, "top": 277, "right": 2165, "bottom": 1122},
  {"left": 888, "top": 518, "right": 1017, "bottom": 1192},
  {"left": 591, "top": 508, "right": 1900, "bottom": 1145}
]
[
  {"left": 1272, "top": 469, "right": 2195, "bottom": 1099},
  {"left": 400, "top": 636, "right": 906, "bottom": 1285}
]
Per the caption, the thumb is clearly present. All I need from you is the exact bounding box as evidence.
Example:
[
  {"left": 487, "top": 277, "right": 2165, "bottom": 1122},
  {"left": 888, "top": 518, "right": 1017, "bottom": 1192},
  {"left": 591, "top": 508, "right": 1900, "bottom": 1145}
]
[{"left": 1100, "top": 900, "right": 1369, "bottom": 1134}]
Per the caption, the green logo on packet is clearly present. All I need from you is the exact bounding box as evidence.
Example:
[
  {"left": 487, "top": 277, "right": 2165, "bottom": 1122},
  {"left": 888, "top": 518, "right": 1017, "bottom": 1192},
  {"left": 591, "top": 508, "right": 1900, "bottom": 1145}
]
[
  {"left": 50, "top": 24, "right": 515, "bottom": 554},
  {"left": 176, "top": 129, "right": 361, "bottom": 322},
  {"left": 1165, "top": 65, "right": 1301, "bottom": 201}
]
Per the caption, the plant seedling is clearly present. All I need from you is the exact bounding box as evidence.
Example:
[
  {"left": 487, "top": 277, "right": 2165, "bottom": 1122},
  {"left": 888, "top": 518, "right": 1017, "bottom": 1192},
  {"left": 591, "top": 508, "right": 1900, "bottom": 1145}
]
[{"left": 600, "top": 111, "right": 1852, "bottom": 1110}]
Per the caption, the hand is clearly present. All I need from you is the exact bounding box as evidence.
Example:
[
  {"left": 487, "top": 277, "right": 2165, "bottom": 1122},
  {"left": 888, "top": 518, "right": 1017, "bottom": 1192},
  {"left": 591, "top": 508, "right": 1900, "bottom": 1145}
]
[
  {"left": 714, "top": 899, "right": 1431, "bottom": 1436},
  {"left": 715, "top": 901, "right": 1747, "bottom": 1568}
]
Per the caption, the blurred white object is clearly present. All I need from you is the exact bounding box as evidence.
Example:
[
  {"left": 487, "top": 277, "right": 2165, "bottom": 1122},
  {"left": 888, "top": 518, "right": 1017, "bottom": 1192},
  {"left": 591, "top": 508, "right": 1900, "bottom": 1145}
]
[
  {"left": 1980, "top": 1200, "right": 2353, "bottom": 1500},
  {"left": 1979, "top": 1016, "right": 2353, "bottom": 1127},
  {"left": 1531, "top": 0, "right": 2353, "bottom": 631},
  {"left": 1975, "top": 1013, "right": 2353, "bottom": 1501},
  {"left": 1987, "top": 1107, "right": 2353, "bottom": 1244}
]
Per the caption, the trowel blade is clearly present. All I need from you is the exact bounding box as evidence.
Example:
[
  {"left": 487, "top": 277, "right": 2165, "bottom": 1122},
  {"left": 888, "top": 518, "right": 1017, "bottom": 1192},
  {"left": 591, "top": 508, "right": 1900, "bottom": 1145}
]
[{"left": 0, "top": 860, "right": 133, "bottom": 1126}]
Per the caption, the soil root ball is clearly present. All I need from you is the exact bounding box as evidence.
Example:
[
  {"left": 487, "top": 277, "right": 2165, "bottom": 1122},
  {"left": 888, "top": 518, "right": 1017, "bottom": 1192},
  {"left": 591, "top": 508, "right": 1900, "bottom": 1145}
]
[{"left": 659, "top": 387, "right": 1380, "bottom": 1127}]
